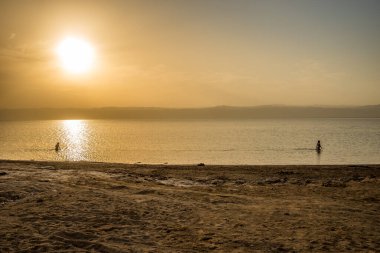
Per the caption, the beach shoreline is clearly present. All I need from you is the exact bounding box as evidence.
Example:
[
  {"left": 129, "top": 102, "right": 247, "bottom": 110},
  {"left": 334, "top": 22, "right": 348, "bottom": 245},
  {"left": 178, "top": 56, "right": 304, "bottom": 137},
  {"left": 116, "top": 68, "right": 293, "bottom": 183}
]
[{"left": 1, "top": 160, "right": 379, "bottom": 252}]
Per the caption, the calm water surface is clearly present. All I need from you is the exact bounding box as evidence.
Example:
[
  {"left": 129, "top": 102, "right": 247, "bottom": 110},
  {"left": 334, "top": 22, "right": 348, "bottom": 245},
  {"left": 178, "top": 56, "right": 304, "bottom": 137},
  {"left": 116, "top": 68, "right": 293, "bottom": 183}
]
[{"left": 0, "top": 119, "right": 379, "bottom": 164}]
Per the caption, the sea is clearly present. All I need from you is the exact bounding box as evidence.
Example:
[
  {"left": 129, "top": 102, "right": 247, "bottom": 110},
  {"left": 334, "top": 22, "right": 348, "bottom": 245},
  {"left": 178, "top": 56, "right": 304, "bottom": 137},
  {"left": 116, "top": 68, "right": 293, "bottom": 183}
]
[{"left": 0, "top": 118, "right": 379, "bottom": 165}]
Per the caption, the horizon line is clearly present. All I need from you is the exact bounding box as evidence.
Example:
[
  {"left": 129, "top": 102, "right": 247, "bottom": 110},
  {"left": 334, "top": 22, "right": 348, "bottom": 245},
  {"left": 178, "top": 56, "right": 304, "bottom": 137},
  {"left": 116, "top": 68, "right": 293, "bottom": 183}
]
[{"left": 1, "top": 104, "right": 380, "bottom": 110}]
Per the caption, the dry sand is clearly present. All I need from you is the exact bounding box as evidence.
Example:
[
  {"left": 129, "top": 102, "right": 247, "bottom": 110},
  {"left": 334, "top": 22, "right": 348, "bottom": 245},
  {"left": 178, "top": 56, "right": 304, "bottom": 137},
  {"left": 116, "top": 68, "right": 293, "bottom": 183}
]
[{"left": 0, "top": 160, "right": 379, "bottom": 252}]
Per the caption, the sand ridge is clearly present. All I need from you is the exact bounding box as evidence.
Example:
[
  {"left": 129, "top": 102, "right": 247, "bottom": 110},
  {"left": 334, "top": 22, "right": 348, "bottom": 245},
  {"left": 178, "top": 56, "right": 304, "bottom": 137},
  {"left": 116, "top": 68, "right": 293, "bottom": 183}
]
[{"left": 0, "top": 160, "right": 379, "bottom": 252}]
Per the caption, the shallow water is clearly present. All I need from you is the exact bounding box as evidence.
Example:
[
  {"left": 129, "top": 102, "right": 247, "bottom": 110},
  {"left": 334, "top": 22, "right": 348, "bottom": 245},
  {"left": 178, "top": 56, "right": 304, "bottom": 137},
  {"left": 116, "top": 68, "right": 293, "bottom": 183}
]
[{"left": 0, "top": 119, "right": 379, "bottom": 164}]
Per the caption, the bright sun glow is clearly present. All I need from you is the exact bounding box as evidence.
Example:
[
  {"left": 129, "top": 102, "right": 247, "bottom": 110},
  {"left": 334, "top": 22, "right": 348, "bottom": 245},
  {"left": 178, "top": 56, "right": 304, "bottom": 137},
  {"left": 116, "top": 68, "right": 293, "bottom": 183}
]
[{"left": 56, "top": 37, "right": 95, "bottom": 74}]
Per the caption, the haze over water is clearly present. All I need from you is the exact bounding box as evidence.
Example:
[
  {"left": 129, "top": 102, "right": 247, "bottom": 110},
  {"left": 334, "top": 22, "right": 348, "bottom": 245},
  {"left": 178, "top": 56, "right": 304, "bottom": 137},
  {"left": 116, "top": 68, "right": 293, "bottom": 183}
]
[
  {"left": 1, "top": 118, "right": 379, "bottom": 165},
  {"left": 1, "top": 1, "right": 379, "bottom": 165}
]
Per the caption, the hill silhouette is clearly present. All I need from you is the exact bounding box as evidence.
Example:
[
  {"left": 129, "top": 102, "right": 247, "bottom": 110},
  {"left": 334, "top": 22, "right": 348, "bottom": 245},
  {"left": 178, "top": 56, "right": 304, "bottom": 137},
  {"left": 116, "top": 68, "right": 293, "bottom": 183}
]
[{"left": 1, "top": 105, "right": 379, "bottom": 120}]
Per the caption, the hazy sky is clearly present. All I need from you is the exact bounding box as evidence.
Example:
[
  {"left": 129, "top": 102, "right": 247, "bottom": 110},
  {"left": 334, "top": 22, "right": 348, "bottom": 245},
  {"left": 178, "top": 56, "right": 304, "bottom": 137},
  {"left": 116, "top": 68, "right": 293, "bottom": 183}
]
[{"left": 0, "top": 0, "right": 379, "bottom": 108}]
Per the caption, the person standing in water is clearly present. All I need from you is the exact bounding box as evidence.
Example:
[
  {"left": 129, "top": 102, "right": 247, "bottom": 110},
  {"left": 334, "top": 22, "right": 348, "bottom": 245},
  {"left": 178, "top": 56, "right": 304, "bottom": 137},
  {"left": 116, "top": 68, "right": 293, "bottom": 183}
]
[
  {"left": 55, "top": 142, "right": 60, "bottom": 152},
  {"left": 316, "top": 140, "right": 322, "bottom": 152}
]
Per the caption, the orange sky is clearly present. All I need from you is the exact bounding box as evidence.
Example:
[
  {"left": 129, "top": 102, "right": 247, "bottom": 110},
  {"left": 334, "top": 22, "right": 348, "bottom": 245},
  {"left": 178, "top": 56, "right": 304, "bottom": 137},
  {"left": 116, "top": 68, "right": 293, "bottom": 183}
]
[{"left": 0, "top": 0, "right": 379, "bottom": 108}]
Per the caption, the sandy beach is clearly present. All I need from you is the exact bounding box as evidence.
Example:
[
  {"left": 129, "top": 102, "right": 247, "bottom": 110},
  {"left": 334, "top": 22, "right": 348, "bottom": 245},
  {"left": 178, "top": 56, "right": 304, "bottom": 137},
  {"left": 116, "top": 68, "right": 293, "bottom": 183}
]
[{"left": 0, "top": 160, "right": 379, "bottom": 252}]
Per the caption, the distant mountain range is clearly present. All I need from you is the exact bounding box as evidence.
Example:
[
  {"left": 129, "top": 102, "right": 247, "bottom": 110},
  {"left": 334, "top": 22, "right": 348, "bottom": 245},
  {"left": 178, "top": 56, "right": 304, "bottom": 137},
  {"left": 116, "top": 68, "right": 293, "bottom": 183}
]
[{"left": 0, "top": 105, "right": 379, "bottom": 120}]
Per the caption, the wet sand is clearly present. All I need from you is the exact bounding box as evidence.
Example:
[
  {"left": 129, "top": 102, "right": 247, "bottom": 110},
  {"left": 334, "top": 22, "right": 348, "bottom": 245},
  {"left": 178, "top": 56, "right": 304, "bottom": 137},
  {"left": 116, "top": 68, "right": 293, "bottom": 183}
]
[{"left": 0, "top": 160, "right": 379, "bottom": 252}]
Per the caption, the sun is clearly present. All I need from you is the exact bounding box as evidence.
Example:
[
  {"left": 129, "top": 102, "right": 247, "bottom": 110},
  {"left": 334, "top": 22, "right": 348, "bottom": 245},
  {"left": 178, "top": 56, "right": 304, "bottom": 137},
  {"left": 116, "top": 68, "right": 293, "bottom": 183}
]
[{"left": 56, "top": 37, "right": 95, "bottom": 74}]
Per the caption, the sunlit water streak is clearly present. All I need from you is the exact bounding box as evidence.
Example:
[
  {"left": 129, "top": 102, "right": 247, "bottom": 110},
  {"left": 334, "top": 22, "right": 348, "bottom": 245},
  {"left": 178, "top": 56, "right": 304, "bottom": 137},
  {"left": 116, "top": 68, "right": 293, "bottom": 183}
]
[
  {"left": 59, "top": 120, "right": 89, "bottom": 161},
  {"left": 0, "top": 119, "right": 379, "bottom": 165}
]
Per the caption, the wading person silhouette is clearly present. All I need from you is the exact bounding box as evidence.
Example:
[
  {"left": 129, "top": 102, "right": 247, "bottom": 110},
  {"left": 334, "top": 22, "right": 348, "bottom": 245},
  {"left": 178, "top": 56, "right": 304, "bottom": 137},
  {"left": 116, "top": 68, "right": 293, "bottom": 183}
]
[
  {"left": 55, "top": 142, "right": 60, "bottom": 152},
  {"left": 316, "top": 140, "right": 322, "bottom": 152}
]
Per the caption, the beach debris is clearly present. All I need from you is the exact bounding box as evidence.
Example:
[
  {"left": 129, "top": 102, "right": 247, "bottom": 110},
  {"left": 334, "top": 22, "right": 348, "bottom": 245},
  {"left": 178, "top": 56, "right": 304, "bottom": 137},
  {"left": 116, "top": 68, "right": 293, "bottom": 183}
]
[
  {"left": 0, "top": 172, "right": 7, "bottom": 176},
  {"left": 197, "top": 163, "right": 205, "bottom": 166},
  {"left": 36, "top": 198, "right": 44, "bottom": 203}
]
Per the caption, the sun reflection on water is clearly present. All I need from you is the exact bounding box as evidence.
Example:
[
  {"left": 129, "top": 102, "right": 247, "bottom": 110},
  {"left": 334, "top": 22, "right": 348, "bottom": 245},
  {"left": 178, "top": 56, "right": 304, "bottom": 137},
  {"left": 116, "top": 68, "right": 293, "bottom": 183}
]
[{"left": 61, "top": 120, "right": 89, "bottom": 161}]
